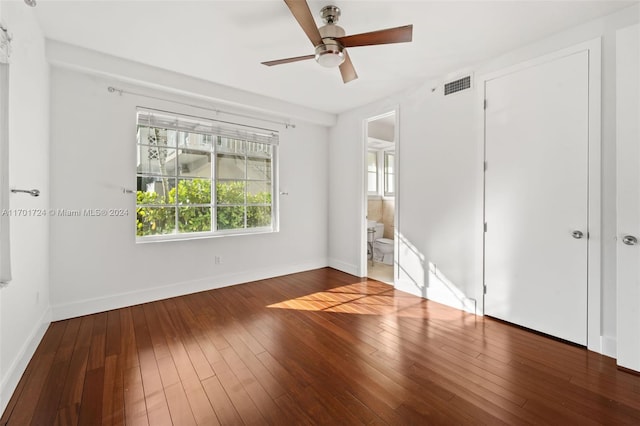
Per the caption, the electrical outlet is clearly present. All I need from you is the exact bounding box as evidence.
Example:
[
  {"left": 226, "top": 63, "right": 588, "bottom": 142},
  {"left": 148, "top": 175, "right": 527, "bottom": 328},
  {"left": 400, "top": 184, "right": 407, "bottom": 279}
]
[{"left": 215, "top": 256, "right": 221, "bottom": 264}]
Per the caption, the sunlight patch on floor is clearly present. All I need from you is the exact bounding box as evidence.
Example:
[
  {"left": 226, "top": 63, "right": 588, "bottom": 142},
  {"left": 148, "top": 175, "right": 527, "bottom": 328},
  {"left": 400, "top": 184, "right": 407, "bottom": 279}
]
[{"left": 266, "top": 282, "right": 473, "bottom": 320}]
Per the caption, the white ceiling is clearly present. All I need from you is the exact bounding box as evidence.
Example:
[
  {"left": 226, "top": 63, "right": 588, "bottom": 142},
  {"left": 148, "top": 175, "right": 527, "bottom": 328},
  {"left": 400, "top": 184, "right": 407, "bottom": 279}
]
[{"left": 33, "top": 1, "right": 635, "bottom": 114}]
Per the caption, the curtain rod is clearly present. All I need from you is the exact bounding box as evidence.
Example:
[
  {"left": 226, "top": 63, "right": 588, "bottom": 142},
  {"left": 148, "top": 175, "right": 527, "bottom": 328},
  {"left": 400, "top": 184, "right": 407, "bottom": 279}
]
[{"left": 107, "top": 86, "right": 296, "bottom": 129}]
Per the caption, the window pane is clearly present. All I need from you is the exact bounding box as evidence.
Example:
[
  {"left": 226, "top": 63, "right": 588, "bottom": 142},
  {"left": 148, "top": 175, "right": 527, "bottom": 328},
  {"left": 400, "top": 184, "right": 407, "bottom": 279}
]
[
  {"left": 177, "top": 179, "right": 211, "bottom": 204},
  {"left": 178, "top": 150, "right": 212, "bottom": 177},
  {"left": 217, "top": 154, "right": 245, "bottom": 179},
  {"left": 136, "top": 207, "right": 175, "bottom": 236},
  {"left": 368, "top": 172, "right": 377, "bottom": 193},
  {"left": 137, "top": 177, "right": 175, "bottom": 205},
  {"left": 386, "top": 174, "right": 395, "bottom": 194},
  {"left": 216, "top": 181, "right": 245, "bottom": 205},
  {"left": 385, "top": 153, "right": 394, "bottom": 173},
  {"left": 367, "top": 152, "right": 377, "bottom": 172},
  {"left": 247, "top": 181, "right": 271, "bottom": 204},
  {"left": 138, "top": 126, "right": 177, "bottom": 148},
  {"left": 246, "top": 141, "right": 272, "bottom": 158},
  {"left": 137, "top": 146, "right": 176, "bottom": 175},
  {"left": 177, "top": 131, "right": 214, "bottom": 151},
  {"left": 247, "top": 157, "right": 271, "bottom": 180},
  {"left": 218, "top": 138, "right": 246, "bottom": 155},
  {"left": 217, "top": 206, "right": 245, "bottom": 230},
  {"left": 247, "top": 206, "right": 271, "bottom": 228},
  {"left": 178, "top": 207, "right": 211, "bottom": 233}
]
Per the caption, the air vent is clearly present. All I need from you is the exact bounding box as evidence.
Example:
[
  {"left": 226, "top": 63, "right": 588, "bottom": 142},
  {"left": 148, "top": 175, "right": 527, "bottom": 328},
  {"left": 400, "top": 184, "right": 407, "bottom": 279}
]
[{"left": 444, "top": 76, "right": 471, "bottom": 95}]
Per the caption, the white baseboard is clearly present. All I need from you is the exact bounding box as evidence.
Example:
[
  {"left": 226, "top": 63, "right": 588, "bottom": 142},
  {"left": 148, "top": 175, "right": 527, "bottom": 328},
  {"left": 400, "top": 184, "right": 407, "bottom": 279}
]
[
  {"left": 395, "top": 278, "right": 426, "bottom": 298},
  {"left": 52, "top": 259, "right": 329, "bottom": 321},
  {"left": 328, "top": 258, "right": 360, "bottom": 276},
  {"left": 0, "top": 306, "right": 52, "bottom": 416},
  {"left": 396, "top": 278, "right": 477, "bottom": 315}
]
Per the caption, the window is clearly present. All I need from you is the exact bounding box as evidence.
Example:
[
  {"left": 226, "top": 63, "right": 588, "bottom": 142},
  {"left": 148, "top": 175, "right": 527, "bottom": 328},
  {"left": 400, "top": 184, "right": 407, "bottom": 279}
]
[
  {"left": 367, "top": 151, "right": 378, "bottom": 195},
  {"left": 136, "top": 109, "right": 278, "bottom": 241},
  {"left": 384, "top": 152, "right": 395, "bottom": 196},
  {"left": 368, "top": 149, "right": 395, "bottom": 198}
]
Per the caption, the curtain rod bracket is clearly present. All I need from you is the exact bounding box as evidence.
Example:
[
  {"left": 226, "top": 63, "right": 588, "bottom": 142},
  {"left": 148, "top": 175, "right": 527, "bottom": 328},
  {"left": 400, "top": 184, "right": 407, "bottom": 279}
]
[{"left": 107, "top": 86, "right": 123, "bottom": 96}]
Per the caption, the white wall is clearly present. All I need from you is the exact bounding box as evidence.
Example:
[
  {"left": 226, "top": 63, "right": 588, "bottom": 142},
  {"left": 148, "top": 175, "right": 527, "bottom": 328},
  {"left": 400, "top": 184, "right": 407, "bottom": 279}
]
[
  {"left": 0, "top": 1, "right": 51, "bottom": 414},
  {"left": 328, "top": 4, "right": 639, "bottom": 354},
  {"left": 49, "top": 67, "right": 330, "bottom": 320}
]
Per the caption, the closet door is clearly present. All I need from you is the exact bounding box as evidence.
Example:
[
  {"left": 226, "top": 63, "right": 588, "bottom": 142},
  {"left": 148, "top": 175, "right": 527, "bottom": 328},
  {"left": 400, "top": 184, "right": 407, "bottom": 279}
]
[
  {"left": 616, "top": 24, "right": 640, "bottom": 372},
  {"left": 484, "top": 50, "right": 589, "bottom": 345}
]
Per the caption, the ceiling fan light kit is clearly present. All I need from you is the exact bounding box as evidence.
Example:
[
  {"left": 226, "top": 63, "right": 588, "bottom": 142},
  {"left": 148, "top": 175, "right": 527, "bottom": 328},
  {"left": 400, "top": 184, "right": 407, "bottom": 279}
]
[
  {"left": 262, "top": 1, "right": 413, "bottom": 83},
  {"left": 315, "top": 6, "right": 346, "bottom": 68},
  {"left": 315, "top": 42, "right": 345, "bottom": 67}
]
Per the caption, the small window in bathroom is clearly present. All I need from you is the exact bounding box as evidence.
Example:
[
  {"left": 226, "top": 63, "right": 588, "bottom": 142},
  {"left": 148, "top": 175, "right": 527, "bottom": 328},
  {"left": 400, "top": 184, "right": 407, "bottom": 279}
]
[
  {"left": 384, "top": 152, "right": 395, "bottom": 196},
  {"left": 367, "top": 151, "right": 378, "bottom": 195}
]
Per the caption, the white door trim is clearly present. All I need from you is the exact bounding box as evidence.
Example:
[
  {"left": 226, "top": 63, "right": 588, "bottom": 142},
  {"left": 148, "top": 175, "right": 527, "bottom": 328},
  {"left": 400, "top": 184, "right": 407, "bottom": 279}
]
[{"left": 477, "top": 38, "right": 602, "bottom": 353}]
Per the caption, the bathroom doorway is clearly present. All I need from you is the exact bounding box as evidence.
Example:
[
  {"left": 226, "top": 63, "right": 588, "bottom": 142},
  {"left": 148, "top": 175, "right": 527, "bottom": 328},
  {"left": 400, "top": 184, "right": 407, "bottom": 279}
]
[{"left": 364, "top": 111, "right": 398, "bottom": 285}]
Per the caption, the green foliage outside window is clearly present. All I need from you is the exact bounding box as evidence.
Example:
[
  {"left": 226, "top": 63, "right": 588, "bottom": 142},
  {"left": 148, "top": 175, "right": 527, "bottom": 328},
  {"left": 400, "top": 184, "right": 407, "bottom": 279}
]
[{"left": 137, "top": 179, "right": 271, "bottom": 237}]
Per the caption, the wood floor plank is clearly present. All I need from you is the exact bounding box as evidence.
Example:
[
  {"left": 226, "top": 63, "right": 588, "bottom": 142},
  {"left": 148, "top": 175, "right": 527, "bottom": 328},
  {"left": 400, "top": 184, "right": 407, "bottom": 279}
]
[
  {"left": 130, "top": 306, "right": 172, "bottom": 426},
  {"left": 201, "top": 375, "right": 243, "bottom": 425},
  {"left": 215, "top": 369, "right": 265, "bottom": 424},
  {"left": 55, "top": 316, "right": 95, "bottom": 426},
  {"left": 100, "top": 354, "right": 124, "bottom": 426},
  {"left": 181, "top": 379, "right": 219, "bottom": 425},
  {"left": 122, "top": 366, "right": 148, "bottom": 426},
  {"left": 3, "top": 268, "right": 640, "bottom": 425},
  {"left": 161, "top": 299, "right": 215, "bottom": 381},
  {"left": 31, "top": 318, "right": 83, "bottom": 425},
  {"left": 162, "top": 383, "right": 196, "bottom": 426},
  {"left": 77, "top": 366, "right": 105, "bottom": 425}
]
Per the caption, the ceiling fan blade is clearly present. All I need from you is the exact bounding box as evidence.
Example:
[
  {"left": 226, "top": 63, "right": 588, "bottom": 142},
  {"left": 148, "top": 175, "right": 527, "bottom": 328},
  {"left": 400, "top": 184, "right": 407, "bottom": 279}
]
[
  {"left": 339, "top": 50, "right": 358, "bottom": 83},
  {"left": 262, "top": 54, "right": 316, "bottom": 66},
  {"left": 336, "top": 24, "right": 413, "bottom": 48},
  {"left": 284, "top": 0, "right": 323, "bottom": 47}
]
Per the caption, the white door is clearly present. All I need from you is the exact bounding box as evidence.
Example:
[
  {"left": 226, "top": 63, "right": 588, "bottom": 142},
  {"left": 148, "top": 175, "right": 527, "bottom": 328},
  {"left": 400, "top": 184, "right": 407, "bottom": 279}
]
[
  {"left": 484, "top": 50, "right": 589, "bottom": 345},
  {"left": 616, "top": 24, "right": 640, "bottom": 372}
]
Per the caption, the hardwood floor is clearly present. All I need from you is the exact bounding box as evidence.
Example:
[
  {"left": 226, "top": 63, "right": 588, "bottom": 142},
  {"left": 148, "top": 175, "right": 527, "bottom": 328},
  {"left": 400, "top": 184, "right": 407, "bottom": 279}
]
[{"left": 2, "top": 268, "right": 639, "bottom": 425}]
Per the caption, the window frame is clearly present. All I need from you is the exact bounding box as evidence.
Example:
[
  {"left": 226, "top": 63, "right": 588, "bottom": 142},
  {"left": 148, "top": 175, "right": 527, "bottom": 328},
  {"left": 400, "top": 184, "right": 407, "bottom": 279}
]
[
  {"left": 384, "top": 151, "right": 395, "bottom": 197},
  {"left": 367, "top": 149, "right": 395, "bottom": 199},
  {"left": 367, "top": 150, "right": 379, "bottom": 196},
  {"left": 135, "top": 109, "right": 279, "bottom": 243}
]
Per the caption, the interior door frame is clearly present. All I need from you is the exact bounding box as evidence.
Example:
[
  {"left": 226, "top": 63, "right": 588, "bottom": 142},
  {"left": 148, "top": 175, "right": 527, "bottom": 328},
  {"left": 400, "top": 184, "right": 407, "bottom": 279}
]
[
  {"left": 477, "top": 38, "right": 602, "bottom": 353},
  {"left": 359, "top": 107, "right": 401, "bottom": 282}
]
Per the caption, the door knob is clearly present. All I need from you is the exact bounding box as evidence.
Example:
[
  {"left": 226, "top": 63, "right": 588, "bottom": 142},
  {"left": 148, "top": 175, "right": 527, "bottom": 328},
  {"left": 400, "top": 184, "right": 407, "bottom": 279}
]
[
  {"left": 622, "top": 235, "right": 638, "bottom": 246},
  {"left": 572, "top": 230, "right": 584, "bottom": 239}
]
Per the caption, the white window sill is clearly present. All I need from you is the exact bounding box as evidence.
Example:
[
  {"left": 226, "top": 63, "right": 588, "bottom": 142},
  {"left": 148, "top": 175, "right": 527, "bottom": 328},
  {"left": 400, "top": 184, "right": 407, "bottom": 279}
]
[{"left": 136, "top": 227, "right": 277, "bottom": 244}]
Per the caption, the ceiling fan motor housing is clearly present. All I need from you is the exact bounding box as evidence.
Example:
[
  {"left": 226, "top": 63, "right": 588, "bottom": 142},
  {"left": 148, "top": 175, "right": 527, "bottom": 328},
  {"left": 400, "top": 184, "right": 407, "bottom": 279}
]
[
  {"left": 315, "top": 8, "right": 346, "bottom": 68},
  {"left": 320, "top": 5, "right": 341, "bottom": 24}
]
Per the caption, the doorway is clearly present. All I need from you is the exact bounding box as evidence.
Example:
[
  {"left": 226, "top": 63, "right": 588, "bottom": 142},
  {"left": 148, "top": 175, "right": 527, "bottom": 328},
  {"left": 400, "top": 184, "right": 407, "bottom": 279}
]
[
  {"left": 364, "top": 111, "right": 398, "bottom": 285},
  {"left": 482, "top": 40, "right": 601, "bottom": 348}
]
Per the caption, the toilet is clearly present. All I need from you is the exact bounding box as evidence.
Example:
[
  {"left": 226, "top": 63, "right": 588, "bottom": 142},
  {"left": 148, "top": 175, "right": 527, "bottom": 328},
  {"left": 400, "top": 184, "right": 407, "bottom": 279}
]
[{"left": 372, "top": 223, "right": 394, "bottom": 265}]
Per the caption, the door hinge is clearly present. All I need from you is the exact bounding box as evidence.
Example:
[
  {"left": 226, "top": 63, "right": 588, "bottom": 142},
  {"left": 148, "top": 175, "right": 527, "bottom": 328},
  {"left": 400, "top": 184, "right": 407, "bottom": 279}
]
[
  {"left": 483, "top": 99, "right": 487, "bottom": 110},
  {"left": 484, "top": 161, "right": 487, "bottom": 171},
  {"left": 484, "top": 222, "right": 487, "bottom": 232},
  {"left": 483, "top": 284, "right": 487, "bottom": 294}
]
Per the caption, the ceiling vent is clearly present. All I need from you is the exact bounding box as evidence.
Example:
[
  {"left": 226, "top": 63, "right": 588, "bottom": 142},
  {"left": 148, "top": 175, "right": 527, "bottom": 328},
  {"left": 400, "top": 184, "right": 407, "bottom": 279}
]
[{"left": 444, "top": 75, "right": 471, "bottom": 96}]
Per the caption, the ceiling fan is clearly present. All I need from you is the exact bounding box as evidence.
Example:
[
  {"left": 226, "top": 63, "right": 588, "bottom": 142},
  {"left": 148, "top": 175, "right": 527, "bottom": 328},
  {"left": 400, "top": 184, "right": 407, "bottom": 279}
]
[{"left": 262, "top": 0, "right": 413, "bottom": 83}]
